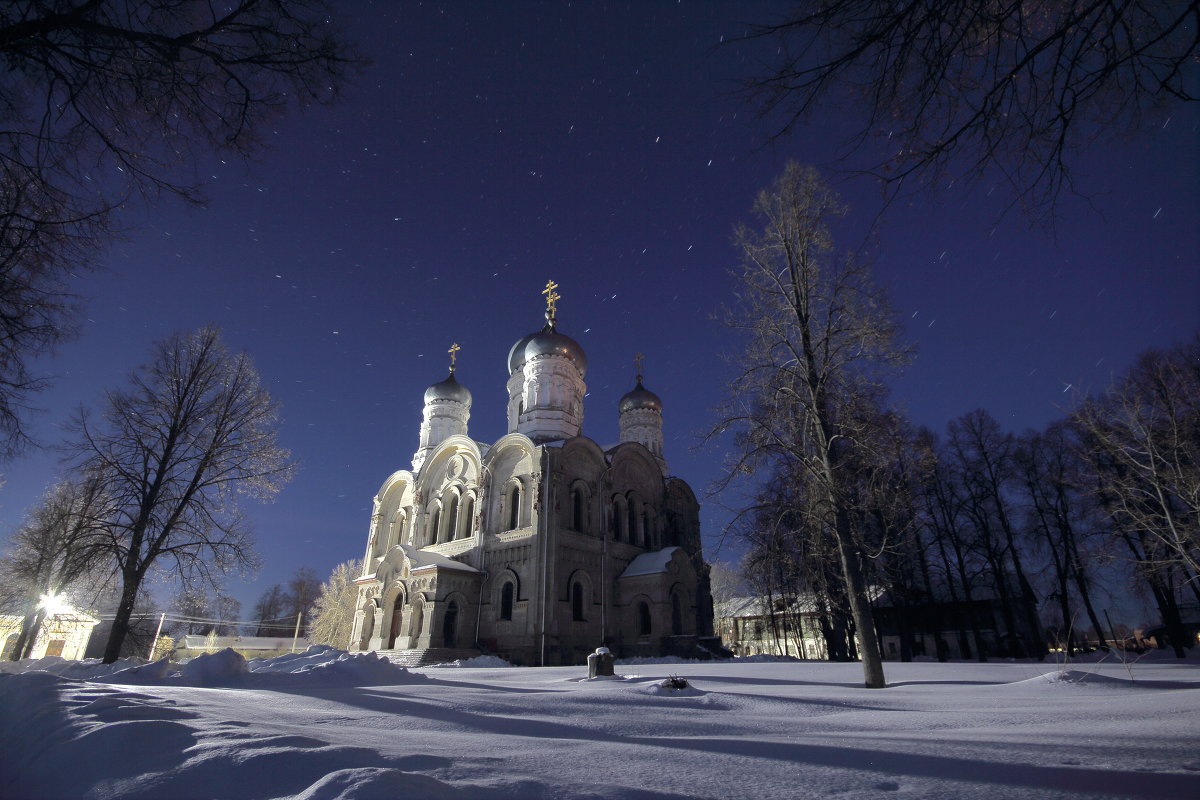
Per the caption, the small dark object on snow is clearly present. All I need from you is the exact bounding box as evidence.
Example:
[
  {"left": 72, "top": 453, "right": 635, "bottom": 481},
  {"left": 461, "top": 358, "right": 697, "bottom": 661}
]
[
  {"left": 588, "top": 647, "right": 615, "bottom": 678},
  {"left": 660, "top": 675, "right": 689, "bottom": 690}
]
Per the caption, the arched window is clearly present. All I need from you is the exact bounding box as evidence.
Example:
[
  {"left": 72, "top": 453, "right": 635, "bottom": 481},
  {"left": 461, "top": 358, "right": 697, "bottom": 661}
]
[
  {"left": 637, "top": 601, "right": 652, "bottom": 637},
  {"left": 458, "top": 495, "right": 474, "bottom": 539},
  {"left": 427, "top": 508, "right": 440, "bottom": 546},
  {"left": 612, "top": 498, "right": 625, "bottom": 541},
  {"left": 442, "top": 494, "right": 458, "bottom": 544},
  {"left": 628, "top": 501, "right": 639, "bottom": 547},
  {"left": 571, "top": 581, "right": 585, "bottom": 621},
  {"left": 572, "top": 487, "right": 585, "bottom": 532},
  {"left": 671, "top": 593, "right": 683, "bottom": 636},
  {"left": 643, "top": 510, "right": 653, "bottom": 549},
  {"left": 500, "top": 582, "right": 514, "bottom": 621},
  {"left": 508, "top": 483, "right": 522, "bottom": 530}
]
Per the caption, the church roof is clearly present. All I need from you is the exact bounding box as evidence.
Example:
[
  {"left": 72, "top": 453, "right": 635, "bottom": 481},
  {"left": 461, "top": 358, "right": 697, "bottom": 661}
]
[
  {"left": 619, "top": 546, "right": 681, "bottom": 578},
  {"left": 397, "top": 543, "right": 480, "bottom": 574}
]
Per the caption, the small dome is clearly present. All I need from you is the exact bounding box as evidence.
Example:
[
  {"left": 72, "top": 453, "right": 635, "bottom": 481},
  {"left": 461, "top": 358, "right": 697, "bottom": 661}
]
[
  {"left": 509, "top": 324, "right": 587, "bottom": 377},
  {"left": 424, "top": 372, "right": 471, "bottom": 405},
  {"left": 619, "top": 380, "right": 662, "bottom": 413}
]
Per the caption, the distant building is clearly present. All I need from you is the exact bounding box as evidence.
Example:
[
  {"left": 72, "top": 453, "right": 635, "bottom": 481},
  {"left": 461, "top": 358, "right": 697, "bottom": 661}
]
[
  {"left": 873, "top": 596, "right": 1043, "bottom": 660},
  {"left": 346, "top": 284, "right": 716, "bottom": 665},
  {"left": 175, "top": 635, "right": 310, "bottom": 659},
  {"left": 715, "top": 596, "right": 827, "bottom": 660},
  {"left": 0, "top": 611, "right": 100, "bottom": 661}
]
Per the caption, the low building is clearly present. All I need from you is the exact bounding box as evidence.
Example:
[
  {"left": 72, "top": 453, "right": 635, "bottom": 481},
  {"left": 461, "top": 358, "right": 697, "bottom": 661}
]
[
  {"left": 0, "top": 611, "right": 100, "bottom": 661},
  {"left": 174, "top": 635, "right": 311, "bottom": 659},
  {"left": 715, "top": 596, "right": 827, "bottom": 660}
]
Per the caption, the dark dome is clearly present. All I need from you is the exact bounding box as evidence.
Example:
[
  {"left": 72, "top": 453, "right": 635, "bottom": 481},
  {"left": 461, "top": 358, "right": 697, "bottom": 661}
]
[
  {"left": 619, "top": 380, "right": 662, "bottom": 413},
  {"left": 424, "top": 372, "right": 471, "bottom": 405},
  {"left": 509, "top": 324, "right": 588, "bottom": 377}
]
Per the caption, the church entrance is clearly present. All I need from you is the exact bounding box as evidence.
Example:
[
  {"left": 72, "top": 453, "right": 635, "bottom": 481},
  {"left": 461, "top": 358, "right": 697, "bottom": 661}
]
[
  {"left": 387, "top": 592, "right": 405, "bottom": 649},
  {"left": 442, "top": 601, "right": 459, "bottom": 648}
]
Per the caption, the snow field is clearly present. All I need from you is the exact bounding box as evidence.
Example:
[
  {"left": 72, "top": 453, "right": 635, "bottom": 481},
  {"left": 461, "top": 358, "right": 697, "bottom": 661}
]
[{"left": 1, "top": 647, "right": 1198, "bottom": 799}]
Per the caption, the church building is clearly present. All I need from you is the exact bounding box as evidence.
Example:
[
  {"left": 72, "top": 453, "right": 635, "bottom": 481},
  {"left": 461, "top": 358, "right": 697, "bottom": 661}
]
[{"left": 347, "top": 282, "right": 716, "bottom": 666}]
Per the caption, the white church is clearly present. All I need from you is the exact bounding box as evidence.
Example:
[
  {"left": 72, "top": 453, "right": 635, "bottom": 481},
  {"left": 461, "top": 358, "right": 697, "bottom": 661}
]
[{"left": 347, "top": 282, "right": 716, "bottom": 666}]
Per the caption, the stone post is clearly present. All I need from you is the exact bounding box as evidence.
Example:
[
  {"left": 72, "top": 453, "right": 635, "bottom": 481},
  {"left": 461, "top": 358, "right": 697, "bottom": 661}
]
[{"left": 587, "top": 646, "right": 614, "bottom": 678}]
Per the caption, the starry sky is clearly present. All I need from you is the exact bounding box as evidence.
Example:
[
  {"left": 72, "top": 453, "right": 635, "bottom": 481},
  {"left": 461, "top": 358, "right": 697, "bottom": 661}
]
[{"left": 1, "top": 2, "right": 1196, "bottom": 617}]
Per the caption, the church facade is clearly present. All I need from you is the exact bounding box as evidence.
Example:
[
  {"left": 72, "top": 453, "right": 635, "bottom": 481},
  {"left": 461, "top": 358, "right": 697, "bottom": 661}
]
[{"left": 347, "top": 284, "right": 716, "bottom": 666}]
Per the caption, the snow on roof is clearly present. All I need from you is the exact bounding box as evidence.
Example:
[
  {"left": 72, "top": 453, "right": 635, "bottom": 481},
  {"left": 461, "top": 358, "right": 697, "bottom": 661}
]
[
  {"left": 399, "top": 543, "right": 479, "bottom": 573},
  {"left": 620, "top": 546, "right": 680, "bottom": 578},
  {"left": 715, "top": 595, "right": 820, "bottom": 619}
]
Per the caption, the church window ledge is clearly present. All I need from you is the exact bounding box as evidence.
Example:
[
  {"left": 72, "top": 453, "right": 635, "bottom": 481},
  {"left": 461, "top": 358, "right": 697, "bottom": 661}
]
[{"left": 497, "top": 527, "right": 534, "bottom": 543}]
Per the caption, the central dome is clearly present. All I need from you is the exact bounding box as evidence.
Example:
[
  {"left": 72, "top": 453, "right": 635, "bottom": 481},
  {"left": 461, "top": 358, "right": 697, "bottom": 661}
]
[{"left": 508, "top": 323, "right": 587, "bottom": 377}]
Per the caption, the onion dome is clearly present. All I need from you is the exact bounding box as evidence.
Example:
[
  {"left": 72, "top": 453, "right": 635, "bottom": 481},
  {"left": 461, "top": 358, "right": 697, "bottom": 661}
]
[
  {"left": 507, "top": 331, "right": 540, "bottom": 374},
  {"left": 424, "top": 372, "right": 471, "bottom": 404},
  {"left": 619, "top": 379, "right": 662, "bottom": 413},
  {"left": 508, "top": 323, "right": 588, "bottom": 377}
]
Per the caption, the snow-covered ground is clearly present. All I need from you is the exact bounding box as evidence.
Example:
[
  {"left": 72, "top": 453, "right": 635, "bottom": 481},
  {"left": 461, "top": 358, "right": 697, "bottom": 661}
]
[{"left": 2, "top": 647, "right": 1198, "bottom": 799}]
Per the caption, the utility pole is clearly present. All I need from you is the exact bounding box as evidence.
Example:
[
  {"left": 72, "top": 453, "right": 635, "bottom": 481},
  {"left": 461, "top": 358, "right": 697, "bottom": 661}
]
[
  {"left": 148, "top": 612, "right": 166, "bottom": 660},
  {"left": 291, "top": 612, "right": 303, "bottom": 653}
]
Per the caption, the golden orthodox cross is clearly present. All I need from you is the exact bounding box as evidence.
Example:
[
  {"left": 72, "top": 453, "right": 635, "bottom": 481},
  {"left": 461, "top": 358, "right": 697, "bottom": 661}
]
[
  {"left": 542, "top": 279, "right": 560, "bottom": 320},
  {"left": 634, "top": 352, "right": 645, "bottom": 382},
  {"left": 448, "top": 342, "right": 460, "bottom": 371}
]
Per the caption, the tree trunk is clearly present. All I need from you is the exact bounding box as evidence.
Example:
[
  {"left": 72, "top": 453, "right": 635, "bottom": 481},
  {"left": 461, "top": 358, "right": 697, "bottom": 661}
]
[
  {"left": 834, "top": 509, "right": 886, "bottom": 687},
  {"left": 103, "top": 575, "right": 141, "bottom": 663}
]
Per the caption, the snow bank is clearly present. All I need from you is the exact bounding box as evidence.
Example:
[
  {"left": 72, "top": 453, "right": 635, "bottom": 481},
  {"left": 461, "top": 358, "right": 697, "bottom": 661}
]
[{"left": 426, "top": 655, "right": 514, "bottom": 668}]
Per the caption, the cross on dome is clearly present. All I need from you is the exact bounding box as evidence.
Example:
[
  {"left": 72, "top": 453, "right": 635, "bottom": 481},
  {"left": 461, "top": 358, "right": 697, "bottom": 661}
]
[
  {"left": 542, "top": 279, "right": 560, "bottom": 324},
  {"left": 634, "top": 352, "right": 645, "bottom": 383},
  {"left": 448, "top": 342, "right": 461, "bottom": 372}
]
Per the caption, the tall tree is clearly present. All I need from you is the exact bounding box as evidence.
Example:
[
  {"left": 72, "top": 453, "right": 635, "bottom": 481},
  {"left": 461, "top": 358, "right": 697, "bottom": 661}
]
[
  {"left": 0, "top": 0, "right": 357, "bottom": 456},
  {"left": 1074, "top": 339, "right": 1199, "bottom": 655},
  {"left": 0, "top": 473, "right": 112, "bottom": 659},
  {"left": 738, "top": 2, "right": 1198, "bottom": 213},
  {"left": 286, "top": 566, "right": 322, "bottom": 635},
  {"left": 715, "top": 162, "right": 909, "bottom": 688},
  {"left": 309, "top": 560, "right": 362, "bottom": 648},
  {"left": 253, "top": 583, "right": 290, "bottom": 637},
  {"left": 67, "top": 327, "right": 294, "bottom": 662}
]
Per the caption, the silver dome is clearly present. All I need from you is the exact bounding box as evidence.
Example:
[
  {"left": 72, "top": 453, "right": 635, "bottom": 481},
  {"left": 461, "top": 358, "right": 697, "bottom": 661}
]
[
  {"left": 424, "top": 372, "right": 471, "bottom": 405},
  {"left": 509, "top": 324, "right": 587, "bottom": 377},
  {"left": 619, "top": 380, "right": 661, "bottom": 413}
]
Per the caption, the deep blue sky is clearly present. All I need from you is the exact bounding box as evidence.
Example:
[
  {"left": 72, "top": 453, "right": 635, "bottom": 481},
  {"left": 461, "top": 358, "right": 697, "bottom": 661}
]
[{"left": 2, "top": 2, "right": 1196, "bottom": 621}]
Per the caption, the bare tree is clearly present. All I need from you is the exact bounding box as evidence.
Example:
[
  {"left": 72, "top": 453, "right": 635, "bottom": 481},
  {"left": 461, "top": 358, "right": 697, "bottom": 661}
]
[
  {"left": 67, "top": 326, "right": 294, "bottom": 662},
  {"left": 0, "top": 0, "right": 358, "bottom": 456},
  {"left": 1075, "top": 339, "right": 1199, "bottom": 579},
  {"left": 286, "top": 565, "right": 321, "bottom": 635},
  {"left": 714, "top": 162, "right": 910, "bottom": 688},
  {"left": 308, "top": 559, "right": 362, "bottom": 648},
  {"left": 1074, "top": 339, "right": 1199, "bottom": 655},
  {"left": 738, "top": 2, "right": 1199, "bottom": 213},
  {"left": 253, "top": 583, "right": 289, "bottom": 637},
  {"left": 0, "top": 473, "right": 112, "bottom": 659}
]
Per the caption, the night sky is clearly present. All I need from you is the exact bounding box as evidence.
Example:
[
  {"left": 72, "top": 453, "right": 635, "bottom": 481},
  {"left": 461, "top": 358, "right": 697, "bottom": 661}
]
[{"left": 2, "top": 3, "right": 1196, "bottom": 618}]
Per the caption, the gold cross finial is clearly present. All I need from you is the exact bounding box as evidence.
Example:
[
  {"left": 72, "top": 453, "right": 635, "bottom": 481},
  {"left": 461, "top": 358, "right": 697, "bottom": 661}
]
[
  {"left": 634, "top": 352, "right": 645, "bottom": 383},
  {"left": 542, "top": 279, "right": 560, "bottom": 322},
  {"left": 448, "top": 342, "right": 461, "bottom": 371}
]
